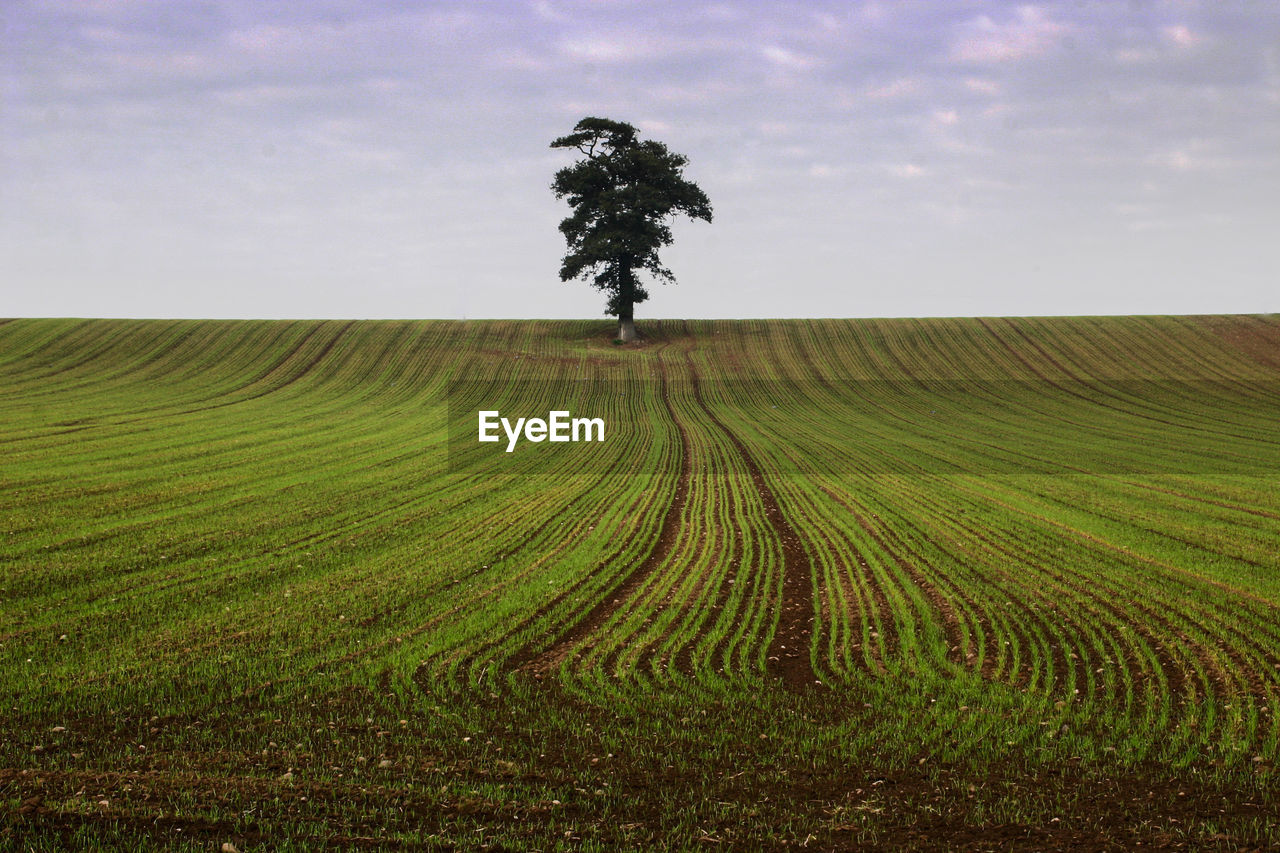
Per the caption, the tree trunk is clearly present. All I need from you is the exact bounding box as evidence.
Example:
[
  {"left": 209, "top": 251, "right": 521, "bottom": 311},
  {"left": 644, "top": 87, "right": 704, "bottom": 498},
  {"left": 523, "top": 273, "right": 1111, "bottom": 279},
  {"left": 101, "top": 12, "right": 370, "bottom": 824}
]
[{"left": 617, "top": 262, "right": 636, "bottom": 342}]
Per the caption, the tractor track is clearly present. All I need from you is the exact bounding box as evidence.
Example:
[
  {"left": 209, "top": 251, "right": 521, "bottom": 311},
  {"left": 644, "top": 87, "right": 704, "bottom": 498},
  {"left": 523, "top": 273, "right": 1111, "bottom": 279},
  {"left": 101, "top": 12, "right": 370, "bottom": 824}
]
[
  {"left": 515, "top": 346, "right": 691, "bottom": 676},
  {"left": 682, "top": 352, "right": 819, "bottom": 691}
]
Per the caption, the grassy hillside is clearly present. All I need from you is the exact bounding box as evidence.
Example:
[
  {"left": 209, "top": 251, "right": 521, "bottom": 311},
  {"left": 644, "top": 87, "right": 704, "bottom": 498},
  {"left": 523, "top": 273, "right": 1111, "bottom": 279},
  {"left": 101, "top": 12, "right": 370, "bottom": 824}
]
[{"left": 2, "top": 316, "right": 1279, "bottom": 850}]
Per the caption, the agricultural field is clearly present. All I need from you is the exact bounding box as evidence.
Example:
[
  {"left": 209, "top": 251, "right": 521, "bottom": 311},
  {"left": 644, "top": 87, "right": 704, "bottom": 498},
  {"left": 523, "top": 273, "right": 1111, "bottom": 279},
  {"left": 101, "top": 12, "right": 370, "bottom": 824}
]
[{"left": 2, "top": 315, "right": 1279, "bottom": 850}]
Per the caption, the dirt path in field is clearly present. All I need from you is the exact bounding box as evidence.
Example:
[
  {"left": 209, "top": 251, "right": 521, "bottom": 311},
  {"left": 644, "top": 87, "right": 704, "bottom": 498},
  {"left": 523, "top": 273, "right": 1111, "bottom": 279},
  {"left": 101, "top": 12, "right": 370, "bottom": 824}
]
[
  {"left": 682, "top": 353, "right": 818, "bottom": 691},
  {"left": 517, "top": 353, "right": 692, "bottom": 675}
]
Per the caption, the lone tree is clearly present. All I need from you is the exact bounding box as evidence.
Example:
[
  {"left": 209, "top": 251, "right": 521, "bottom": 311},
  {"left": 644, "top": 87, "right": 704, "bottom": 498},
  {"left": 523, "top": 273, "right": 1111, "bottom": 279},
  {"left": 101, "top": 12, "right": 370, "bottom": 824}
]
[{"left": 551, "top": 117, "right": 712, "bottom": 342}]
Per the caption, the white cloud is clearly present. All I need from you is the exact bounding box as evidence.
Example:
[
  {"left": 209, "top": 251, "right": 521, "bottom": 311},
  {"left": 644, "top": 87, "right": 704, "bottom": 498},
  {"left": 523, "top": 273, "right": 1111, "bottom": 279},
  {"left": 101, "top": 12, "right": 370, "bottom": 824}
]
[
  {"left": 1115, "top": 47, "right": 1159, "bottom": 64},
  {"left": 107, "top": 50, "right": 211, "bottom": 76},
  {"left": 699, "top": 4, "right": 741, "bottom": 23},
  {"left": 643, "top": 80, "right": 746, "bottom": 105},
  {"left": 889, "top": 163, "right": 926, "bottom": 178},
  {"left": 559, "top": 37, "right": 644, "bottom": 62},
  {"left": 58, "top": 0, "right": 152, "bottom": 14},
  {"left": 8, "top": 0, "right": 1279, "bottom": 320},
  {"left": 1161, "top": 150, "right": 1195, "bottom": 171},
  {"left": 531, "top": 1, "right": 567, "bottom": 23},
  {"left": 557, "top": 32, "right": 715, "bottom": 64},
  {"left": 761, "top": 46, "right": 817, "bottom": 70},
  {"left": 227, "top": 12, "right": 475, "bottom": 60},
  {"left": 1162, "top": 24, "right": 1201, "bottom": 49},
  {"left": 951, "top": 5, "right": 1071, "bottom": 64},
  {"left": 1152, "top": 146, "right": 1231, "bottom": 172},
  {"left": 637, "top": 118, "right": 673, "bottom": 135},
  {"left": 866, "top": 77, "right": 920, "bottom": 99},
  {"left": 963, "top": 78, "right": 1000, "bottom": 96},
  {"left": 1113, "top": 202, "right": 1152, "bottom": 217},
  {"left": 214, "top": 83, "right": 327, "bottom": 107},
  {"left": 808, "top": 163, "right": 845, "bottom": 178},
  {"left": 757, "top": 121, "right": 793, "bottom": 137},
  {"left": 363, "top": 77, "right": 403, "bottom": 94},
  {"left": 1115, "top": 24, "right": 1202, "bottom": 63},
  {"left": 78, "top": 25, "right": 130, "bottom": 45},
  {"left": 490, "top": 48, "right": 552, "bottom": 71},
  {"left": 811, "top": 13, "right": 841, "bottom": 34},
  {"left": 556, "top": 100, "right": 600, "bottom": 115},
  {"left": 857, "top": 2, "right": 892, "bottom": 25},
  {"left": 228, "top": 23, "right": 322, "bottom": 54},
  {"left": 1127, "top": 218, "right": 1177, "bottom": 232}
]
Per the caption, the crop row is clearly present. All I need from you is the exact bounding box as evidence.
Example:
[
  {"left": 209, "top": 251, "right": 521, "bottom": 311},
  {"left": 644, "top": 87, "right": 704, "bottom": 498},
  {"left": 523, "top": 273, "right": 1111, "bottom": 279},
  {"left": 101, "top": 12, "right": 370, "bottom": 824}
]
[{"left": 2, "top": 316, "right": 1278, "bottom": 770}]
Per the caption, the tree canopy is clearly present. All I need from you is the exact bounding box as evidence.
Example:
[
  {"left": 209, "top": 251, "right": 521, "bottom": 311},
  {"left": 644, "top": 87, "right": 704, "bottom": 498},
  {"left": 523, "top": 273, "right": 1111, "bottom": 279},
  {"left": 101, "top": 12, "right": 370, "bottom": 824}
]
[{"left": 551, "top": 117, "right": 712, "bottom": 341}]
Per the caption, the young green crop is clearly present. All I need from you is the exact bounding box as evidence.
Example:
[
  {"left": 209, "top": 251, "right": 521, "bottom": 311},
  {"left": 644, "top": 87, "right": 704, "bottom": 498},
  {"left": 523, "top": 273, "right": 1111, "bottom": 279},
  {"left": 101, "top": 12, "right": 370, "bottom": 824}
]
[{"left": 2, "top": 316, "right": 1278, "bottom": 850}]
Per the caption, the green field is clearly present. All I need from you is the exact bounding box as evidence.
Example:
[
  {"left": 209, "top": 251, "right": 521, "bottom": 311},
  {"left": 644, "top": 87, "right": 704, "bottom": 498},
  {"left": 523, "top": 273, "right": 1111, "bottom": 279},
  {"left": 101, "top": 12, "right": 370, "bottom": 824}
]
[{"left": 3, "top": 316, "right": 1279, "bottom": 850}]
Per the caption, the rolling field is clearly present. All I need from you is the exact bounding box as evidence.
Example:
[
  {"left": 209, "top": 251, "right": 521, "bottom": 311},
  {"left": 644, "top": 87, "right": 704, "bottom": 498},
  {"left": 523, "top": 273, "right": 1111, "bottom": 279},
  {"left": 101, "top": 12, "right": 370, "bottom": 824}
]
[{"left": 3, "top": 315, "right": 1280, "bottom": 850}]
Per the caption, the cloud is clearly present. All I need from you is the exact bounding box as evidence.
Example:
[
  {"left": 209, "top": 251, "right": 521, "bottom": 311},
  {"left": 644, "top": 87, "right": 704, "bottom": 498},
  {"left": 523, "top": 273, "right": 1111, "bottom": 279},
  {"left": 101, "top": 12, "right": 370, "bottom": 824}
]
[
  {"left": 8, "top": 0, "right": 1279, "bottom": 320},
  {"left": 866, "top": 77, "right": 921, "bottom": 99},
  {"left": 107, "top": 50, "right": 211, "bottom": 76},
  {"left": 227, "top": 12, "right": 476, "bottom": 61},
  {"left": 963, "top": 78, "right": 1000, "bottom": 96},
  {"left": 808, "top": 163, "right": 846, "bottom": 178},
  {"left": 213, "top": 83, "right": 330, "bottom": 107},
  {"left": 1152, "top": 147, "right": 1229, "bottom": 172},
  {"left": 760, "top": 45, "right": 817, "bottom": 70},
  {"left": 889, "top": 163, "right": 927, "bottom": 179},
  {"left": 637, "top": 118, "right": 672, "bottom": 135},
  {"left": 1161, "top": 24, "right": 1202, "bottom": 49},
  {"left": 757, "top": 121, "right": 793, "bottom": 137},
  {"left": 530, "top": 1, "right": 567, "bottom": 23},
  {"left": 228, "top": 24, "right": 307, "bottom": 54},
  {"left": 1114, "top": 47, "right": 1159, "bottom": 64},
  {"left": 857, "top": 2, "right": 892, "bottom": 26},
  {"left": 951, "top": 5, "right": 1071, "bottom": 63},
  {"left": 557, "top": 32, "right": 714, "bottom": 64},
  {"left": 78, "top": 25, "right": 131, "bottom": 45},
  {"left": 1115, "top": 23, "right": 1204, "bottom": 63},
  {"left": 642, "top": 80, "right": 746, "bottom": 105},
  {"left": 809, "top": 12, "right": 842, "bottom": 36},
  {"left": 488, "top": 48, "right": 551, "bottom": 72},
  {"left": 699, "top": 4, "right": 741, "bottom": 23},
  {"left": 558, "top": 36, "right": 648, "bottom": 62}
]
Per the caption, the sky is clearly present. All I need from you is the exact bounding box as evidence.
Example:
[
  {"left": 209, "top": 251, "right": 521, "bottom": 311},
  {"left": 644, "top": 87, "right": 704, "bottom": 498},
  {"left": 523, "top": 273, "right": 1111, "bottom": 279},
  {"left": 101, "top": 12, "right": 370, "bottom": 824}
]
[{"left": 2, "top": 0, "right": 1278, "bottom": 320}]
